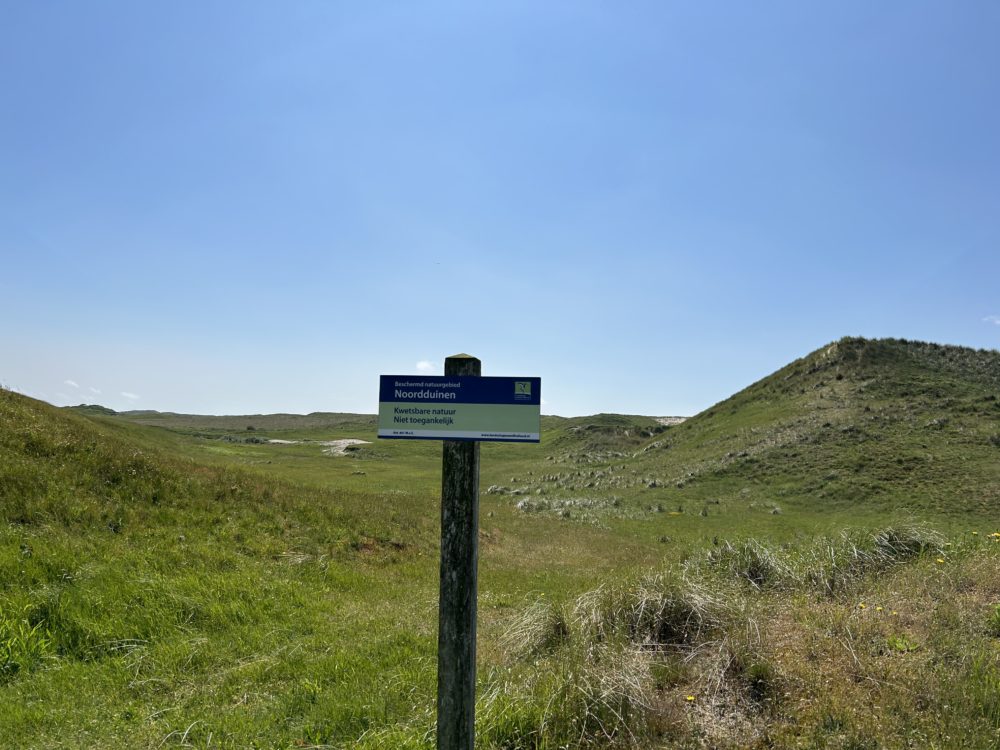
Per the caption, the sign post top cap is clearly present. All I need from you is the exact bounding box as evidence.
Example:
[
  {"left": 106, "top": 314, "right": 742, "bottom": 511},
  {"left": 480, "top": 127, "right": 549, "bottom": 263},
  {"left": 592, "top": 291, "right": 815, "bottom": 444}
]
[{"left": 444, "top": 353, "right": 481, "bottom": 378}]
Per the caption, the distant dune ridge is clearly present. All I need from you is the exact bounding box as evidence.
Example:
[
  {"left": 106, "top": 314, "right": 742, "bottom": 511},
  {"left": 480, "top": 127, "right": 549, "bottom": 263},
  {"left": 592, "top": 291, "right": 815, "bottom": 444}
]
[{"left": 64, "top": 336, "right": 1000, "bottom": 514}]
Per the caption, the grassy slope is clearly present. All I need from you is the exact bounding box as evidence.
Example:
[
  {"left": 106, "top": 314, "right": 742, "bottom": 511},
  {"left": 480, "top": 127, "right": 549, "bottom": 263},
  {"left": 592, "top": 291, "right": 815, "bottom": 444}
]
[
  {"left": 1, "top": 389, "right": 440, "bottom": 747},
  {"left": 1, "top": 390, "right": 662, "bottom": 749},
  {"left": 632, "top": 337, "right": 1000, "bottom": 512},
  {"left": 3, "top": 336, "right": 998, "bottom": 748}
]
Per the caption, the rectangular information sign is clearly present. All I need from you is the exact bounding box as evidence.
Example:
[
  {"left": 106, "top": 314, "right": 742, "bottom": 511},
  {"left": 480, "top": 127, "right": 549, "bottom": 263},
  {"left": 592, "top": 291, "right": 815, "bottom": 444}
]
[{"left": 377, "top": 375, "right": 541, "bottom": 442}]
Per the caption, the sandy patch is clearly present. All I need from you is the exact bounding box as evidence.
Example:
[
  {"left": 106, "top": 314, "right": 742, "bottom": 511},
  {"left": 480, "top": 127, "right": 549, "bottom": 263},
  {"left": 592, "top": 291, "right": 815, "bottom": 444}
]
[
  {"left": 320, "top": 439, "right": 371, "bottom": 456},
  {"left": 268, "top": 439, "right": 299, "bottom": 445}
]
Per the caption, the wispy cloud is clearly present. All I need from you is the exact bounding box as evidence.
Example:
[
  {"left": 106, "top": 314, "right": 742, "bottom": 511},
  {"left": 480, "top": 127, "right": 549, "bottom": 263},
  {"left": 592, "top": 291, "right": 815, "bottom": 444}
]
[
  {"left": 416, "top": 360, "right": 437, "bottom": 374},
  {"left": 89, "top": 386, "right": 101, "bottom": 394},
  {"left": 121, "top": 391, "right": 140, "bottom": 401},
  {"left": 983, "top": 315, "right": 1000, "bottom": 326},
  {"left": 64, "top": 379, "right": 79, "bottom": 388}
]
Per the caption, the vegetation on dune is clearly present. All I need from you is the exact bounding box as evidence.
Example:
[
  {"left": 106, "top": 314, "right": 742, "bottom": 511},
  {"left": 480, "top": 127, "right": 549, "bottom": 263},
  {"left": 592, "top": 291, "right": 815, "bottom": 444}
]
[
  {"left": 705, "top": 524, "right": 942, "bottom": 594},
  {"left": 610, "top": 338, "right": 1000, "bottom": 529},
  {"left": 361, "top": 530, "right": 1000, "bottom": 749},
  {"left": 0, "top": 388, "right": 443, "bottom": 747},
  {"left": 2, "top": 337, "right": 999, "bottom": 747}
]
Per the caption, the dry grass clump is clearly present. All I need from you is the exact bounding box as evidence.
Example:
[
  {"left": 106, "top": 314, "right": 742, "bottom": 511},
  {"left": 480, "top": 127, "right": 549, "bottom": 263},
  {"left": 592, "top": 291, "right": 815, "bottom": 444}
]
[
  {"left": 477, "top": 574, "right": 737, "bottom": 748},
  {"left": 706, "top": 539, "right": 793, "bottom": 589},
  {"left": 479, "top": 645, "right": 655, "bottom": 749},
  {"left": 572, "top": 574, "right": 731, "bottom": 648},
  {"left": 803, "top": 524, "right": 943, "bottom": 596},
  {"left": 703, "top": 525, "right": 943, "bottom": 597},
  {"left": 500, "top": 599, "right": 571, "bottom": 657}
]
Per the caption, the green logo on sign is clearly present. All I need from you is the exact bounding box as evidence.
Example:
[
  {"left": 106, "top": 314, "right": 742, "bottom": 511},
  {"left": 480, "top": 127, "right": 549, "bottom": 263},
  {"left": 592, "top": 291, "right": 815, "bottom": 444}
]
[{"left": 515, "top": 381, "right": 531, "bottom": 396}]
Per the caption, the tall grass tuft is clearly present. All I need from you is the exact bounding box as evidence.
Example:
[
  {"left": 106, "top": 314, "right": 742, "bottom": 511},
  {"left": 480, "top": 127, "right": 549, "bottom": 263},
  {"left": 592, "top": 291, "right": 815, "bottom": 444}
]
[
  {"left": 0, "top": 606, "right": 51, "bottom": 681},
  {"left": 573, "top": 574, "right": 729, "bottom": 648},
  {"left": 703, "top": 525, "right": 943, "bottom": 596},
  {"left": 962, "top": 654, "right": 1000, "bottom": 726},
  {"left": 479, "top": 575, "right": 734, "bottom": 747},
  {"left": 706, "top": 539, "right": 792, "bottom": 589},
  {"left": 501, "top": 599, "right": 571, "bottom": 658},
  {"left": 870, "top": 525, "right": 940, "bottom": 560},
  {"left": 479, "top": 644, "right": 655, "bottom": 749},
  {"left": 987, "top": 604, "right": 1000, "bottom": 638},
  {"left": 804, "top": 525, "right": 943, "bottom": 596}
]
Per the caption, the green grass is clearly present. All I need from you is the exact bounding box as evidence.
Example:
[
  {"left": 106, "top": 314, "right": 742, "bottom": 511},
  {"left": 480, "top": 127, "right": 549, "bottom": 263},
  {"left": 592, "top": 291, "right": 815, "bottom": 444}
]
[
  {"left": 3, "top": 336, "right": 1000, "bottom": 747},
  {"left": 1, "top": 389, "right": 664, "bottom": 748}
]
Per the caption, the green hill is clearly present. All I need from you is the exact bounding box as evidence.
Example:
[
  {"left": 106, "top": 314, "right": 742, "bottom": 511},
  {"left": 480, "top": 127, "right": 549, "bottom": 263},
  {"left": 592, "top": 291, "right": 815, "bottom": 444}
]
[
  {"left": 466, "top": 337, "right": 999, "bottom": 525},
  {"left": 435, "top": 338, "right": 999, "bottom": 529},
  {"left": 4, "top": 336, "right": 999, "bottom": 748},
  {"left": 68, "top": 407, "right": 377, "bottom": 434},
  {"left": 627, "top": 337, "right": 1000, "bottom": 516}
]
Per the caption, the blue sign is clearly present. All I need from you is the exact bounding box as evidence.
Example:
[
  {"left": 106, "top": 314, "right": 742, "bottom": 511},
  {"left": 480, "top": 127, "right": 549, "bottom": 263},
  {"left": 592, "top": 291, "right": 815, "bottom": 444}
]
[{"left": 377, "top": 375, "right": 541, "bottom": 442}]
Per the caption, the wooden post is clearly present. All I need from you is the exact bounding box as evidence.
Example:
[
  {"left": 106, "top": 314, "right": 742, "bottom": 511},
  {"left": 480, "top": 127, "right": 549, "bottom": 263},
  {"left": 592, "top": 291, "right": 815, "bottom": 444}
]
[{"left": 437, "top": 353, "right": 481, "bottom": 750}]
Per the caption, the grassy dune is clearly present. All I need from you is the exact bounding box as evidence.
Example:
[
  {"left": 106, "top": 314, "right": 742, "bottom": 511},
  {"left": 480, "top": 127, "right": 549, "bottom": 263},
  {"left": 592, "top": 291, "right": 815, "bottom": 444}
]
[
  {"left": 3, "top": 337, "right": 999, "bottom": 747},
  {"left": 0, "top": 390, "right": 660, "bottom": 748}
]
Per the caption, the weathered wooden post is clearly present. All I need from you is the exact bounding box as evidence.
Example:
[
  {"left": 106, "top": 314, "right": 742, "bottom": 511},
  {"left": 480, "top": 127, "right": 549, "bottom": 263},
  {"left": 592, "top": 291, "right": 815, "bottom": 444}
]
[
  {"left": 437, "top": 353, "right": 481, "bottom": 750},
  {"left": 376, "top": 360, "right": 540, "bottom": 749}
]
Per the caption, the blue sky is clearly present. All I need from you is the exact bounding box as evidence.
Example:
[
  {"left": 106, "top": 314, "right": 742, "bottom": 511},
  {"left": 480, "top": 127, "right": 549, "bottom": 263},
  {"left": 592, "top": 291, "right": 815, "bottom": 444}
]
[{"left": 2, "top": 2, "right": 998, "bottom": 416}]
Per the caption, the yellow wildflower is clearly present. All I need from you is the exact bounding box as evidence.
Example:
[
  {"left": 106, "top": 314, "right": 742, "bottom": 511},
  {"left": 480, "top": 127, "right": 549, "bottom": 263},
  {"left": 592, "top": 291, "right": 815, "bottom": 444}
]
[
  {"left": 685, "top": 695, "right": 695, "bottom": 702},
  {"left": 936, "top": 558, "right": 945, "bottom": 564}
]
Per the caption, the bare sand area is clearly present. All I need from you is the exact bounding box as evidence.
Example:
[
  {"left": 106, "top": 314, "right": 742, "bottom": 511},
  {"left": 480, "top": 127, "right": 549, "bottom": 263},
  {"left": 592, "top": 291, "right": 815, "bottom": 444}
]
[{"left": 320, "top": 439, "right": 371, "bottom": 455}]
